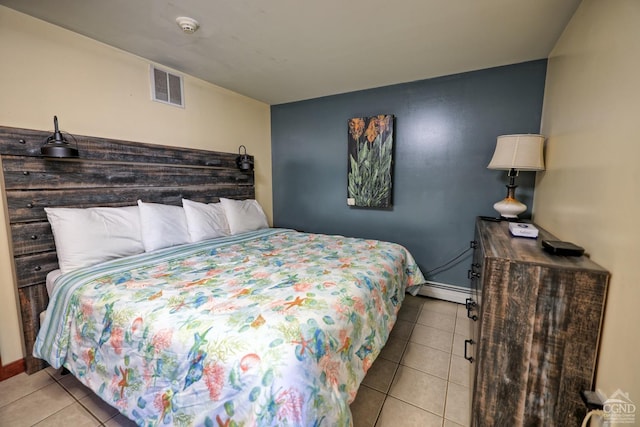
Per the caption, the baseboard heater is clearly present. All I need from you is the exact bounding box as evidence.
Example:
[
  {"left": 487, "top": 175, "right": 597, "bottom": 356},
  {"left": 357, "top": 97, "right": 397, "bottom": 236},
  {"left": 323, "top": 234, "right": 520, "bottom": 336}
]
[{"left": 414, "top": 281, "right": 471, "bottom": 304}]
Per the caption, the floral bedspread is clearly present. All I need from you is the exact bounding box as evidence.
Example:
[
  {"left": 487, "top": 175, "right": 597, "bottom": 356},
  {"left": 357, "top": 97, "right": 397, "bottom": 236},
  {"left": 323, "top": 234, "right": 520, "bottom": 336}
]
[{"left": 34, "top": 229, "right": 425, "bottom": 426}]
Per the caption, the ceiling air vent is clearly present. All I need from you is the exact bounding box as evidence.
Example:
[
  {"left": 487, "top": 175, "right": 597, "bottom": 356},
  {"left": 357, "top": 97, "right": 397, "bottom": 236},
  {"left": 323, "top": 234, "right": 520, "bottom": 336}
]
[{"left": 150, "top": 65, "right": 184, "bottom": 107}]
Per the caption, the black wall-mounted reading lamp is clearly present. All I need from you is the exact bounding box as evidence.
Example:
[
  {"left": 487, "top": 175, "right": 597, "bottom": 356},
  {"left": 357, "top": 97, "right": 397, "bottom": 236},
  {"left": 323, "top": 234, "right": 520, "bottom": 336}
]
[
  {"left": 236, "top": 145, "right": 254, "bottom": 171},
  {"left": 41, "top": 116, "right": 79, "bottom": 158}
]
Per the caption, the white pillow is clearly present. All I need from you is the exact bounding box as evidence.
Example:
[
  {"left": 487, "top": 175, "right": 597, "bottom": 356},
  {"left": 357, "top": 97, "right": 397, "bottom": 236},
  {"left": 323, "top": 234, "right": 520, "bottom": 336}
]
[
  {"left": 45, "top": 206, "right": 144, "bottom": 274},
  {"left": 219, "top": 198, "right": 269, "bottom": 235},
  {"left": 182, "top": 199, "right": 230, "bottom": 242},
  {"left": 137, "top": 200, "right": 190, "bottom": 252}
]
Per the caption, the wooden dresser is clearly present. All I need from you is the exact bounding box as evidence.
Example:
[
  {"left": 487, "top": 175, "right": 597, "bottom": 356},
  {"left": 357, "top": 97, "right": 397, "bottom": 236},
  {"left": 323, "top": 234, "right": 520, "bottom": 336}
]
[{"left": 467, "top": 218, "right": 609, "bottom": 426}]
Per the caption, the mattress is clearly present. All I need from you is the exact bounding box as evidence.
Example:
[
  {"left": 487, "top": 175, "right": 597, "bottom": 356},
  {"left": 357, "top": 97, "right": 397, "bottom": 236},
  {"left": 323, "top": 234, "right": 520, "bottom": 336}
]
[
  {"left": 46, "top": 269, "right": 63, "bottom": 296},
  {"left": 41, "top": 270, "right": 64, "bottom": 325}
]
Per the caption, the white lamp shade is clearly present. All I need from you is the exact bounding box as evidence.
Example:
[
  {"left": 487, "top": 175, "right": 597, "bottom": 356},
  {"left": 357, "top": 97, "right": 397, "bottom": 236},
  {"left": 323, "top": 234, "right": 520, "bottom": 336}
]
[{"left": 487, "top": 134, "right": 545, "bottom": 171}]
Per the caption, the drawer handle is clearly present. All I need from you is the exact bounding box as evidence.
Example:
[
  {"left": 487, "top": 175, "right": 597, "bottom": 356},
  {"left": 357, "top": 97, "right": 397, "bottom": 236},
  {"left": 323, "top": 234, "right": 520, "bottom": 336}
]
[
  {"left": 467, "top": 270, "right": 480, "bottom": 279},
  {"left": 464, "top": 339, "right": 475, "bottom": 363},
  {"left": 34, "top": 265, "right": 41, "bottom": 271},
  {"left": 23, "top": 171, "right": 30, "bottom": 176},
  {"left": 470, "top": 240, "right": 478, "bottom": 249},
  {"left": 30, "top": 235, "right": 38, "bottom": 240},
  {"left": 27, "top": 203, "right": 34, "bottom": 208},
  {"left": 466, "top": 298, "right": 478, "bottom": 321},
  {"left": 18, "top": 139, "right": 26, "bottom": 144}
]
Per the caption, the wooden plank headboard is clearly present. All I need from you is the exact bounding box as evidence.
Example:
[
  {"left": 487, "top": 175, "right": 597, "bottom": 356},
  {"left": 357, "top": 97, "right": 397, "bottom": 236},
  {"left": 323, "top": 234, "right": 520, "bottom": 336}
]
[{"left": 0, "top": 125, "right": 255, "bottom": 373}]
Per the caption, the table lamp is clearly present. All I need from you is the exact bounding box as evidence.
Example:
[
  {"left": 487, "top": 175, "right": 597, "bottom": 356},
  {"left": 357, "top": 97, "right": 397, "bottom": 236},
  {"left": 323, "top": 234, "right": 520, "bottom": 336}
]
[{"left": 487, "top": 134, "right": 545, "bottom": 219}]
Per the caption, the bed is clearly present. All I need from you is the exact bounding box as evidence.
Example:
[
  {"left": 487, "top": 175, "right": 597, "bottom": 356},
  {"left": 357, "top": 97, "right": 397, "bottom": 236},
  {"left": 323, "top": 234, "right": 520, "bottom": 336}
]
[
  {"left": 1, "top": 125, "right": 425, "bottom": 425},
  {"left": 0, "top": 124, "right": 257, "bottom": 375},
  {"left": 34, "top": 228, "right": 423, "bottom": 425}
]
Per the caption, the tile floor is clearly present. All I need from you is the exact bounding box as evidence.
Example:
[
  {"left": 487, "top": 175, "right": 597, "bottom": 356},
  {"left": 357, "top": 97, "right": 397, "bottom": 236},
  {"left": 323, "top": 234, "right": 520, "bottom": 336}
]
[
  {"left": 0, "top": 295, "right": 472, "bottom": 427},
  {"left": 350, "top": 295, "right": 473, "bottom": 427}
]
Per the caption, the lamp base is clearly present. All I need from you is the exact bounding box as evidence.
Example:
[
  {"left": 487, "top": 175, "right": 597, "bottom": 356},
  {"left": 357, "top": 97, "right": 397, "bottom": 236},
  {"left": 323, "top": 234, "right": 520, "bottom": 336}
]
[{"left": 493, "top": 197, "right": 526, "bottom": 219}]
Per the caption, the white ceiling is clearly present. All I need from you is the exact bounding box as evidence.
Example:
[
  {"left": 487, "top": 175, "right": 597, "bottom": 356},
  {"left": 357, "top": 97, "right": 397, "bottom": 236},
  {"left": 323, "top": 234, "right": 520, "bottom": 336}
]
[{"left": 1, "top": 0, "right": 580, "bottom": 105}]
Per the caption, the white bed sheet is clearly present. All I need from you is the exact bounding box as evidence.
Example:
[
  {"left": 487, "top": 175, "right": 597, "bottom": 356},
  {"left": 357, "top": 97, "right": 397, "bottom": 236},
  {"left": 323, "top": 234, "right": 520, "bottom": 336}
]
[{"left": 45, "top": 269, "right": 63, "bottom": 296}]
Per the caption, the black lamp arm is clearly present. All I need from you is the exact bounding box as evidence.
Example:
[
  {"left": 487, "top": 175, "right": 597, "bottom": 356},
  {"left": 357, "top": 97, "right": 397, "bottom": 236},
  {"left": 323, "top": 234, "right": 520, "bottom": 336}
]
[
  {"left": 236, "top": 145, "right": 254, "bottom": 171},
  {"left": 49, "top": 115, "right": 66, "bottom": 143}
]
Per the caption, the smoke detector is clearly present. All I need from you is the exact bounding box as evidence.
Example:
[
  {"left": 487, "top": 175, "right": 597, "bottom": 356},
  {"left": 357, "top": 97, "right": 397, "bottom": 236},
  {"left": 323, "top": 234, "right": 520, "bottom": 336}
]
[{"left": 176, "top": 17, "right": 199, "bottom": 34}]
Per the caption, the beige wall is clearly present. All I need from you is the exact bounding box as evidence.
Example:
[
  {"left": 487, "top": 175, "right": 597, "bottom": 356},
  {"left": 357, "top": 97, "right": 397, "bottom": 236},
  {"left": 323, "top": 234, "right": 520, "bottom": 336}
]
[
  {"left": 0, "top": 6, "right": 272, "bottom": 365},
  {"left": 534, "top": 0, "right": 640, "bottom": 418}
]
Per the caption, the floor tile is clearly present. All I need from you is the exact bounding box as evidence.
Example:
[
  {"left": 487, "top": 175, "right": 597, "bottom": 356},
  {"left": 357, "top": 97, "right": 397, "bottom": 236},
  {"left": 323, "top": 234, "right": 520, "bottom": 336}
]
[
  {"left": 449, "top": 355, "right": 473, "bottom": 388},
  {"left": 421, "top": 298, "right": 458, "bottom": 316},
  {"left": 378, "top": 334, "right": 408, "bottom": 363},
  {"left": 33, "top": 402, "right": 100, "bottom": 426},
  {"left": 388, "top": 319, "right": 415, "bottom": 341},
  {"left": 397, "top": 304, "right": 421, "bottom": 323},
  {"left": 401, "top": 342, "right": 451, "bottom": 380},
  {"left": 401, "top": 294, "right": 427, "bottom": 308},
  {"left": 445, "top": 382, "right": 471, "bottom": 426},
  {"left": 417, "top": 310, "right": 456, "bottom": 332},
  {"left": 456, "top": 303, "right": 469, "bottom": 319},
  {"left": 78, "top": 393, "right": 120, "bottom": 422},
  {"left": 454, "top": 316, "right": 474, "bottom": 337},
  {"left": 0, "top": 382, "right": 74, "bottom": 427},
  {"left": 410, "top": 324, "right": 453, "bottom": 353},
  {"left": 444, "top": 419, "right": 466, "bottom": 427},
  {"left": 452, "top": 333, "right": 469, "bottom": 358},
  {"left": 0, "top": 370, "right": 54, "bottom": 408},
  {"left": 104, "top": 413, "right": 137, "bottom": 426},
  {"left": 362, "top": 357, "right": 398, "bottom": 394},
  {"left": 389, "top": 366, "right": 447, "bottom": 416},
  {"left": 45, "top": 367, "right": 68, "bottom": 382},
  {"left": 376, "top": 397, "right": 442, "bottom": 427},
  {"left": 350, "top": 385, "right": 386, "bottom": 427},
  {"left": 59, "top": 374, "right": 92, "bottom": 400},
  {"left": 456, "top": 302, "right": 479, "bottom": 323}
]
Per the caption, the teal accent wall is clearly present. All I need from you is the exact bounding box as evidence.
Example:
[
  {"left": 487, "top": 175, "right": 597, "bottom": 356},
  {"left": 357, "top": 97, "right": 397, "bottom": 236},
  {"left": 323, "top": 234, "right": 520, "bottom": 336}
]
[{"left": 271, "top": 60, "right": 546, "bottom": 287}]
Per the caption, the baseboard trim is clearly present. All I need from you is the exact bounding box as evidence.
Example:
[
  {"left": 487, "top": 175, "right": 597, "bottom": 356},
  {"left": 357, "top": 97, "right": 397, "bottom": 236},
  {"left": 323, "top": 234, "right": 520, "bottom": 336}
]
[
  {"left": 416, "top": 281, "right": 471, "bottom": 304},
  {"left": 0, "top": 357, "right": 25, "bottom": 381}
]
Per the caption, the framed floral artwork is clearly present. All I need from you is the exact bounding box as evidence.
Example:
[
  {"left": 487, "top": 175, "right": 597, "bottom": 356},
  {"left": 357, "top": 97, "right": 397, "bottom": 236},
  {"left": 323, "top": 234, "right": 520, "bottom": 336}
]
[{"left": 347, "top": 114, "right": 394, "bottom": 208}]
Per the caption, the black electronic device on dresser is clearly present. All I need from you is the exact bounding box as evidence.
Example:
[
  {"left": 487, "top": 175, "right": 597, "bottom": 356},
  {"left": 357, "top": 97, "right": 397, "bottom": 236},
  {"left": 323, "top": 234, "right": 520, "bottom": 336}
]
[{"left": 464, "top": 218, "right": 609, "bottom": 426}]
